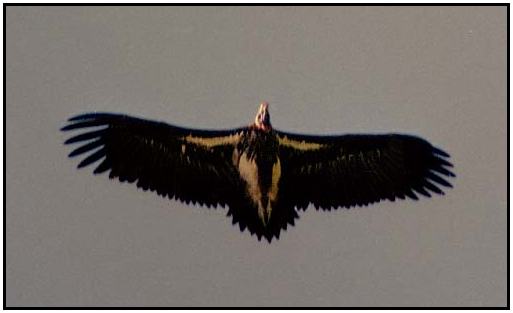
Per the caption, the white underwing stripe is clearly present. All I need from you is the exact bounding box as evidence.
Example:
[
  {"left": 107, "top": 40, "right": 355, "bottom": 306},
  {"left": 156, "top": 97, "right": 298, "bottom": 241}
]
[
  {"left": 184, "top": 133, "right": 241, "bottom": 148},
  {"left": 278, "top": 135, "right": 325, "bottom": 151}
]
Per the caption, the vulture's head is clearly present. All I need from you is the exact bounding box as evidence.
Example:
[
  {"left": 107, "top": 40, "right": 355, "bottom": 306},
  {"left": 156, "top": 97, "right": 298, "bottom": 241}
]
[{"left": 254, "top": 101, "right": 271, "bottom": 131}]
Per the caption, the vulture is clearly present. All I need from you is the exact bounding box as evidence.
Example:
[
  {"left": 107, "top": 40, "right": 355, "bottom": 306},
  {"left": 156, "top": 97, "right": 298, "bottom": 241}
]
[{"left": 62, "top": 102, "right": 455, "bottom": 242}]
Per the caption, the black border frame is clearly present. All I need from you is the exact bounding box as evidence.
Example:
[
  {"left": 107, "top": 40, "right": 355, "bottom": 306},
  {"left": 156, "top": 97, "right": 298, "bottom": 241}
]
[{"left": 3, "top": 3, "right": 510, "bottom": 310}]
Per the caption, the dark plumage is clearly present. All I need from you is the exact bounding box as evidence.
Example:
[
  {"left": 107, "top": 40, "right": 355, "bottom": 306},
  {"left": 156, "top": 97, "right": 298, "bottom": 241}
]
[{"left": 61, "top": 102, "right": 455, "bottom": 242}]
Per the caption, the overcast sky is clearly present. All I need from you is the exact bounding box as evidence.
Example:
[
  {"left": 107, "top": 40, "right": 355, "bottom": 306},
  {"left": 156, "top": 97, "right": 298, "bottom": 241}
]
[{"left": 6, "top": 6, "right": 507, "bottom": 307}]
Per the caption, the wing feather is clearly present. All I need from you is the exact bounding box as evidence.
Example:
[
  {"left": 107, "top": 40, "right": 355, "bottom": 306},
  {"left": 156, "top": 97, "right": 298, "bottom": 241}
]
[
  {"left": 276, "top": 130, "right": 454, "bottom": 210},
  {"left": 62, "top": 112, "right": 243, "bottom": 207}
]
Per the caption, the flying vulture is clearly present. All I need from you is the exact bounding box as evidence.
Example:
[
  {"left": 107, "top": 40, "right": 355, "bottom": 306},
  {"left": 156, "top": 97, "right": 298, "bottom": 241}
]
[{"left": 62, "top": 102, "right": 455, "bottom": 242}]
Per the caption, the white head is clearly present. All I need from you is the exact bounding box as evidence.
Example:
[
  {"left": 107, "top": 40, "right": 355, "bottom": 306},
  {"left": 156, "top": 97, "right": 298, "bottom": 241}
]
[{"left": 254, "top": 101, "right": 271, "bottom": 131}]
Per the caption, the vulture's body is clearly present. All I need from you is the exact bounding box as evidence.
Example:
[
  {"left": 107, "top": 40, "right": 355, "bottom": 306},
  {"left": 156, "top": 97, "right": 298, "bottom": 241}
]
[{"left": 62, "top": 103, "right": 454, "bottom": 242}]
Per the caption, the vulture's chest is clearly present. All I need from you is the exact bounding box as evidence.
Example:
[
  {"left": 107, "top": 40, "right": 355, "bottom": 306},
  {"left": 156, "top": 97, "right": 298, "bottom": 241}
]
[{"left": 233, "top": 129, "right": 281, "bottom": 224}]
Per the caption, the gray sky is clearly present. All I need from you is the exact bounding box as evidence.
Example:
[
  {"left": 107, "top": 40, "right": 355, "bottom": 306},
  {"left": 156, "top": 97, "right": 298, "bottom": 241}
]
[{"left": 6, "top": 6, "right": 507, "bottom": 307}]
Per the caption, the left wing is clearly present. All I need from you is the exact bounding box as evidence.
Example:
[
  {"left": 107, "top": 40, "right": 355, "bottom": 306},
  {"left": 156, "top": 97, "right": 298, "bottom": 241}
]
[
  {"left": 61, "top": 112, "right": 243, "bottom": 208},
  {"left": 275, "top": 130, "right": 455, "bottom": 210}
]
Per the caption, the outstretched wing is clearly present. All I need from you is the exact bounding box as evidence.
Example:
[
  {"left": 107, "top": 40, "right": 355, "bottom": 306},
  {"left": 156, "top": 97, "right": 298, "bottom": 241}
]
[
  {"left": 62, "top": 112, "right": 244, "bottom": 208},
  {"left": 276, "top": 131, "right": 454, "bottom": 210}
]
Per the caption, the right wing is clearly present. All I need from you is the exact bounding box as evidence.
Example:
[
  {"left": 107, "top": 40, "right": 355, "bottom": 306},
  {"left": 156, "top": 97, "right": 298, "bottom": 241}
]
[{"left": 61, "top": 112, "right": 244, "bottom": 208}]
